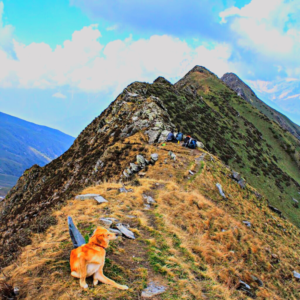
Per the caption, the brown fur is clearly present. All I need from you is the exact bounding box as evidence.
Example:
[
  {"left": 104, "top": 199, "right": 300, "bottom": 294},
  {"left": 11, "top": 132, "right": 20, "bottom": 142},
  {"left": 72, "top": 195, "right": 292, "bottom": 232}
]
[{"left": 70, "top": 227, "right": 128, "bottom": 290}]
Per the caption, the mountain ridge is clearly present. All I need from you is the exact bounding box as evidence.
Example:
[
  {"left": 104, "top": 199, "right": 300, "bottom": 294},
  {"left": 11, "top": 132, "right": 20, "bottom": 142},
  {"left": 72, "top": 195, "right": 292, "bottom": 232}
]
[
  {"left": 221, "top": 72, "right": 300, "bottom": 140},
  {"left": 1, "top": 66, "right": 300, "bottom": 299}
]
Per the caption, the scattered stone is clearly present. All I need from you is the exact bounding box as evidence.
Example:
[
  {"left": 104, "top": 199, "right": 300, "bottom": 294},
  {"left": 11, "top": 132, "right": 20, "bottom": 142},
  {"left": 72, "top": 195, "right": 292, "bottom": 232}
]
[
  {"left": 151, "top": 153, "right": 159, "bottom": 162},
  {"left": 243, "top": 221, "right": 251, "bottom": 227},
  {"left": 141, "top": 281, "right": 167, "bottom": 298},
  {"left": 130, "top": 163, "right": 140, "bottom": 173},
  {"left": 250, "top": 275, "right": 263, "bottom": 287},
  {"left": 126, "top": 215, "right": 136, "bottom": 219},
  {"left": 292, "top": 198, "right": 299, "bottom": 208},
  {"left": 94, "top": 196, "right": 108, "bottom": 204},
  {"left": 216, "top": 183, "right": 226, "bottom": 198},
  {"left": 144, "top": 204, "right": 151, "bottom": 210},
  {"left": 119, "top": 187, "right": 127, "bottom": 193},
  {"left": 189, "top": 170, "right": 195, "bottom": 175},
  {"left": 123, "top": 170, "right": 129, "bottom": 178},
  {"left": 68, "top": 216, "right": 86, "bottom": 248},
  {"left": 232, "top": 171, "right": 242, "bottom": 181},
  {"left": 116, "top": 223, "right": 135, "bottom": 239},
  {"left": 138, "top": 172, "right": 146, "bottom": 177},
  {"left": 238, "top": 280, "right": 251, "bottom": 291},
  {"left": 108, "top": 228, "right": 122, "bottom": 235},
  {"left": 168, "top": 151, "right": 176, "bottom": 160},
  {"left": 238, "top": 179, "right": 246, "bottom": 189},
  {"left": 75, "top": 194, "right": 99, "bottom": 200},
  {"left": 293, "top": 271, "right": 300, "bottom": 279},
  {"left": 268, "top": 205, "right": 282, "bottom": 217},
  {"left": 13, "top": 287, "right": 20, "bottom": 296},
  {"left": 137, "top": 155, "right": 146, "bottom": 168},
  {"left": 143, "top": 194, "right": 156, "bottom": 205},
  {"left": 99, "top": 218, "right": 113, "bottom": 226}
]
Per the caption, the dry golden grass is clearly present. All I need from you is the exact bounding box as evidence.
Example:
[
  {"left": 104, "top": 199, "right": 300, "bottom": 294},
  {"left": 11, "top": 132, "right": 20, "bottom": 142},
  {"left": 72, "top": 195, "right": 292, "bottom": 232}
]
[{"left": 2, "top": 140, "right": 300, "bottom": 299}]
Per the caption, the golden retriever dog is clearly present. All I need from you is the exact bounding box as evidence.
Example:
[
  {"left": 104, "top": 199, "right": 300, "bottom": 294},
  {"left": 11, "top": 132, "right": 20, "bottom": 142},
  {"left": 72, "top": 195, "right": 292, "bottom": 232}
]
[{"left": 70, "top": 227, "right": 128, "bottom": 290}]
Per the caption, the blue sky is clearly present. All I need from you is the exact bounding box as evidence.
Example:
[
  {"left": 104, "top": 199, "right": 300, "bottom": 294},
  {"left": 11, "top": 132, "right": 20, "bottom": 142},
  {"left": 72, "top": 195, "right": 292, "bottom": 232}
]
[{"left": 0, "top": 0, "right": 300, "bottom": 136}]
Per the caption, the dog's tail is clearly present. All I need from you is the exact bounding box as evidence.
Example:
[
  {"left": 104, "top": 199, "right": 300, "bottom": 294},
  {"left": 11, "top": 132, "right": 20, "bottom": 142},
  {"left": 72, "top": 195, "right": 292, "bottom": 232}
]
[{"left": 68, "top": 216, "right": 86, "bottom": 248}]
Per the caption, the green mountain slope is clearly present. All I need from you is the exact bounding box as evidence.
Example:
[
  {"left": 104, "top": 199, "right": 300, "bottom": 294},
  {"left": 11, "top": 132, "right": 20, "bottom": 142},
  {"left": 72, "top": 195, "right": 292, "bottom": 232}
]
[
  {"left": 221, "top": 72, "right": 300, "bottom": 140},
  {"left": 139, "top": 66, "right": 300, "bottom": 226},
  {"left": 0, "top": 112, "right": 75, "bottom": 188}
]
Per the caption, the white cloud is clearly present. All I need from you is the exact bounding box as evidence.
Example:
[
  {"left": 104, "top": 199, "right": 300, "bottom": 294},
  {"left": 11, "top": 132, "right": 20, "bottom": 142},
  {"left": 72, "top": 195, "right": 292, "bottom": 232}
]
[
  {"left": 52, "top": 92, "right": 67, "bottom": 99},
  {"left": 0, "top": 20, "right": 234, "bottom": 93},
  {"left": 106, "top": 24, "right": 119, "bottom": 31},
  {"left": 219, "top": 0, "right": 300, "bottom": 75}
]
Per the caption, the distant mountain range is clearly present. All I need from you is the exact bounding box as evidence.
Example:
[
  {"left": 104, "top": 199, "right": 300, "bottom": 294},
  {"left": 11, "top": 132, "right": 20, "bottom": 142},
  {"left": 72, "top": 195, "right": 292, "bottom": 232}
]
[{"left": 0, "top": 112, "right": 75, "bottom": 189}]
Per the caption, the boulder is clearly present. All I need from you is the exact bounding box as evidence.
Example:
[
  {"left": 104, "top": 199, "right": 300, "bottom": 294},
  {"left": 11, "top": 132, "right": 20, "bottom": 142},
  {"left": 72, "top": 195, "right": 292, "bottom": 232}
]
[
  {"left": 141, "top": 281, "right": 166, "bottom": 298},
  {"left": 232, "top": 171, "right": 242, "bottom": 181},
  {"left": 293, "top": 271, "right": 300, "bottom": 279},
  {"left": 68, "top": 216, "right": 85, "bottom": 248},
  {"left": 94, "top": 196, "right": 108, "bottom": 204},
  {"left": 99, "top": 218, "right": 114, "bottom": 227},
  {"left": 158, "top": 130, "right": 170, "bottom": 143},
  {"left": 268, "top": 205, "right": 282, "bottom": 217},
  {"left": 130, "top": 163, "right": 140, "bottom": 173},
  {"left": 116, "top": 223, "right": 135, "bottom": 239},
  {"left": 216, "top": 183, "right": 226, "bottom": 198},
  {"left": 151, "top": 153, "right": 159, "bottom": 162},
  {"left": 243, "top": 221, "right": 251, "bottom": 227},
  {"left": 136, "top": 155, "right": 146, "bottom": 167},
  {"left": 238, "top": 179, "right": 246, "bottom": 189}
]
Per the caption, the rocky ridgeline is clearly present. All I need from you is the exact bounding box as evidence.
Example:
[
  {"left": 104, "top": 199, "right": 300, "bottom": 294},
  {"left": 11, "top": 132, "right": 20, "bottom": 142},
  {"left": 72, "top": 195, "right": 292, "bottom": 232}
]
[{"left": 0, "top": 84, "right": 175, "bottom": 268}]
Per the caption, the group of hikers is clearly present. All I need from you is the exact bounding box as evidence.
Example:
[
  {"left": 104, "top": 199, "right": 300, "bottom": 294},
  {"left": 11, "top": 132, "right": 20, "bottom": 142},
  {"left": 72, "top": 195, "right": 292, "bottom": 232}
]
[{"left": 166, "top": 130, "right": 198, "bottom": 149}]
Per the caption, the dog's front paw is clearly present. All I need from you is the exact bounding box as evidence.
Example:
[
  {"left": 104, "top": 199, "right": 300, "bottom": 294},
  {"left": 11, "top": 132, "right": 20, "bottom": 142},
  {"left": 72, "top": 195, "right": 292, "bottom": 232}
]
[
  {"left": 93, "top": 280, "right": 99, "bottom": 286},
  {"left": 118, "top": 285, "right": 129, "bottom": 290},
  {"left": 80, "top": 283, "right": 88, "bottom": 290}
]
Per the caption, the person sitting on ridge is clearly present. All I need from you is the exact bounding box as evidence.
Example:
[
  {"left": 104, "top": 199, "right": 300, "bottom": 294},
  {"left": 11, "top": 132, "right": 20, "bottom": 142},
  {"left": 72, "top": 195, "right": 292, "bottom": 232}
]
[
  {"left": 183, "top": 135, "right": 191, "bottom": 147},
  {"left": 166, "top": 130, "right": 178, "bottom": 143},
  {"left": 176, "top": 131, "right": 183, "bottom": 141}
]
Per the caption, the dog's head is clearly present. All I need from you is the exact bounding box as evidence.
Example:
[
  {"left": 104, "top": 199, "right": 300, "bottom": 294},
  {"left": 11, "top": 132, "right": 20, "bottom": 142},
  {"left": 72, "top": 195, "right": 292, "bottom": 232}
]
[{"left": 89, "top": 227, "right": 118, "bottom": 249}]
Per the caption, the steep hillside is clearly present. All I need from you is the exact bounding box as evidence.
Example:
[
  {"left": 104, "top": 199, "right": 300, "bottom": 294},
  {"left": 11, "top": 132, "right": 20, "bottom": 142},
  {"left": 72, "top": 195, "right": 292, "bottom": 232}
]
[
  {"left": 1, "top": 142, "right": 300, "bottom": 300},
  {"left": 0, "top": 112, "right": 75, "bottom": 188},
  {"left": 221, "top": 73, "right": 300, "bottom": 140},
  {"left": 1, "top": 66, "right": 300, "bottom": 299}
]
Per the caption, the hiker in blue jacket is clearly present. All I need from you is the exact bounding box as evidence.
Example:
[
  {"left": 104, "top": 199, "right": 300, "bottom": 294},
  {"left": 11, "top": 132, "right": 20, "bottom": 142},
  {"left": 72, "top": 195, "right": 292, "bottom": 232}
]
[{"left": 166, "top": 130, "right": 178, "bottom": 143}]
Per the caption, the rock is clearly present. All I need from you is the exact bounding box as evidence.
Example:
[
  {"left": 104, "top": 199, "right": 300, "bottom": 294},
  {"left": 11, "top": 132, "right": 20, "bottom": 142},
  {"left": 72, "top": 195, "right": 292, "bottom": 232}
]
[
  {"left": 119, "top": 187, "right": 127, "bottom": 193},
  {"left": 123, "top": 170, "right": 130, "bottom": 178},
  {"left": 189, "top": 170, "right": 195, "bottom": 175},
  {"left": 151, "top": 153, "right": 159, "bottom": 162},
  {"left": 100, "top": 218, "right": 113, "bottom": 227},
  {"left": 268, "top": 205, "right": 282, "bottom": 217},
  {"left": 137, "top": 155, "right": 146, "bottom": 167},
  {"left": 75, "top": 194, "right": 100, "bottom": 200},
  {"left": 0, "top": 196, "right": 4, "bottom": 202},
  {"left": 143, "top": 194, "right": 156, "bottom": 204},
  {"left": 68, "top": 216, "right": 85, "bottom": 248},
  {"left": 243, "top": 221, "right": 251, "bottom": 227},
  {"left": 130, "top": 163, "right": 140, "bottom": 173},
  {"left": 250, "top": 275, "right": 263, "bottom": 287},
  {"left": 158, "top": 130, "right": 170, "bottom": 143},
  {"left": 13, "top": 287, "right": 20, "bottom": 296},
  {"left": 238, "top": 280, "right": 251, "bottom": 292},
  {"left": 141, "top": 281, "right": 167, "bottom": 298},
  {"left": 238, "top": 179, "right": 246, "bottom": 188},
  {"left": 94, "top": 196, "right": 108, "bottom": 204},
  {"left": 196, "top": 141, "right": 204, "bottom": 148},
  {"left": 168, "top": 151, "right": 176, "bottom": 160},
  {"left": 144, "top": 204, "right": 151, "bottom": 210},
  {"left": 216, "top": 183, "right": 226, "bottom": 198},
  {"left": 232, "top": 171, "right": 242, "bottom": 181},
  {"left": 138, "top": 172, "right": 146, "bottom": 177},
  {"left": 116, "top": 223, "right": 135, "bottom": 239},
  {"left": 292, "top": 198, "right": 299, "bottom": 208},
  {"left": 293, "top": 271, "right": 300, "bottom": 279},
  {"left": 108, "top": 228, "right": 122, "bottom": 235}
]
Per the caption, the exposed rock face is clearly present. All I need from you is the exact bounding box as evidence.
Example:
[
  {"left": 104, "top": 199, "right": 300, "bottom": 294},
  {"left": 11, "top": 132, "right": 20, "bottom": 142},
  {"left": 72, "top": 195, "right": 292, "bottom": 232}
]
[{"left": 221, "top": 73, "right": 300, "bottom": 141}]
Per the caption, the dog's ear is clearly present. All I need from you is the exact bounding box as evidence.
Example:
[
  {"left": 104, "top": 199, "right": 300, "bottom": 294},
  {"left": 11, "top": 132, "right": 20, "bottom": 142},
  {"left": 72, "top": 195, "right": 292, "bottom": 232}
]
[{"left": 95, "top": 232, "right": 109, "bottom": 248}]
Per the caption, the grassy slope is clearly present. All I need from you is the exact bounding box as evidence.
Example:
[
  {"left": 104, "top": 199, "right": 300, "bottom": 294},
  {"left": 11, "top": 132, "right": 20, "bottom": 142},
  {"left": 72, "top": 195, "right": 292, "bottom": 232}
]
[
  {"left": 146, "top": 68, "right": 300, "bottom": 227},
  {"left": 2, "top": 139, "right": 299, "bottom": 300},
  {"left": 0, "top": 112, "right": 75, "bottom": 186}
]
